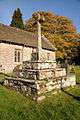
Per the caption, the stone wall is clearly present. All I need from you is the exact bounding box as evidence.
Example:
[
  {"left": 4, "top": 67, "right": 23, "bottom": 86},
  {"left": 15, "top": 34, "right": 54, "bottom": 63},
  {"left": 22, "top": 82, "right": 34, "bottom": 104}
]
[
  {"left": 3, "top": 74, "right": 76, "bottom": 100},
  {"left": 0, "top": 43, "right": 32, "bottom": 73},
  {"left": 0, "top": 43, "right": 56, "bottom": 73},
  {"left": 23, "top": 61, "right": 56, "bottom": 70},
  {"left": 22, "top": 62, "right": 66, "bottom": 80},
  {"left": 4, "top": 78, "right": 38, "bottom": 99},
  {"left": 36, "top": 74, "right": 76, "bottom": 94},
  {"left": 40, "top": 49, "right": 56, "bottom": 62}
]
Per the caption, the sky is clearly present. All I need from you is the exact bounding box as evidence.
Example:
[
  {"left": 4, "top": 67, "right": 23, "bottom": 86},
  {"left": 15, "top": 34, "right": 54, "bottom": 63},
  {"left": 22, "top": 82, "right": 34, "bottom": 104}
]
[{"left": 0, "top": 0, "right": 80, "bottom": 32}]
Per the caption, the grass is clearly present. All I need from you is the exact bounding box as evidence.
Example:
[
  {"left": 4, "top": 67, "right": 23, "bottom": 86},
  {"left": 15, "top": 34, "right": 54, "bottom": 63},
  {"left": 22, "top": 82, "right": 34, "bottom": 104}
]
[
  {"left": 0, "top": 66, "right": 80, "bottom": 120},
  {"left": 75, "top": 66, "right": 80, "bottom": 84},
  {"left": 0, "top": 73, "right": 5, "bottom": 80},
  {"left": 0, "top": 72, "right": 16, "bottom": 82},
  {"left": 0, "top": 85, "right": 80, "bottom": 120}
]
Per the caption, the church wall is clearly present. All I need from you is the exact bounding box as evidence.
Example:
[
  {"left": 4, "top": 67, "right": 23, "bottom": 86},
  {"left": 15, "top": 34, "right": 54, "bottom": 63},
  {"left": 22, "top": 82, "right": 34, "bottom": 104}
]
[
  {"left": 0, "top": 43, "right": 56, "bottom": 73},
  {"left": 0, "top": 43, "right": 32, "bottom": 73}
]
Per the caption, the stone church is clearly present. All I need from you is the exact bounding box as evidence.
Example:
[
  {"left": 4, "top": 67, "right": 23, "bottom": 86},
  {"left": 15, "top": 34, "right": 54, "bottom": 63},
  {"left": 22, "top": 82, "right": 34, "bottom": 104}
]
[{"left": 0, "top": 23, "right": 57, "bottom": 77}]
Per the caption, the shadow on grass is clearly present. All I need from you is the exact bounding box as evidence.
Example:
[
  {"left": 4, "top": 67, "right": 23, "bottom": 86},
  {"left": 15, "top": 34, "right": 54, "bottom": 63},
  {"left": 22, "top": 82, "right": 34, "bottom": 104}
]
[{"left": 61, "top": 88, "right": 80, "bottom": 101}]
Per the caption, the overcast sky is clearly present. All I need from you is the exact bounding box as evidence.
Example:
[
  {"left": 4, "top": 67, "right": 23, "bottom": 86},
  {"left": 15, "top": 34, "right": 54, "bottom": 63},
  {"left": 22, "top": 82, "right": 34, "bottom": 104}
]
[{"left": 0, "top": 0, "right": 80, "bottom": 32}]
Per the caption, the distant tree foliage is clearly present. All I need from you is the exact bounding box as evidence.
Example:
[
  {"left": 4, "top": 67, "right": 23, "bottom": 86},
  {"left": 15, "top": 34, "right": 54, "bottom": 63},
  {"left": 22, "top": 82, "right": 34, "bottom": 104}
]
[
  {"left": 25, "top": 11, "right": 80, "bottom": 64},
  {"left": 25, "top": 11, "right": 76, "bottom": 34},
  {"left": 10, "top": 8, "right": 24, "bottom": 29}
]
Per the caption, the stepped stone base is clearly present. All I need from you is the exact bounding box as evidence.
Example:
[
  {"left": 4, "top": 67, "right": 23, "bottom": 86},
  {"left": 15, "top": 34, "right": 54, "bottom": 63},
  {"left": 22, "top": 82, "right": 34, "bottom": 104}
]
[
  {"left": 36, "top": 74, "right": 76, "bottom": 94},
  {"left": 3, "top": 74, "right": 76, "bottom": 100}
]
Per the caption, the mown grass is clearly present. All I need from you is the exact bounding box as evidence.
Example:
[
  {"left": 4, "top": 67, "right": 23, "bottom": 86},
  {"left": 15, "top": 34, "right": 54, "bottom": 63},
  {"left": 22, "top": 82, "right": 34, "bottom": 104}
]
[
  {"left": 75, "top": 66, "right": 80, "bottom": 84},
  {"left": 0, "top": 85, "right": 80, "bottom": 120},
  {"left": 0, "top": 66, "right": 80, "bottom": 120}
]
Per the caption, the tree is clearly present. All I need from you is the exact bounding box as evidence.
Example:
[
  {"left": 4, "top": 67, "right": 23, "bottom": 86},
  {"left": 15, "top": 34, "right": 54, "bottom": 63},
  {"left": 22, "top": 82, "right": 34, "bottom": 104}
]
[
  {"left": 10, "top": 8, "right": 24, "bottom": 29},
  {"left": 25, "top": 11, "right": 76, "bottom": 34},
  {"left": 24, "top": 11, "right": 79, "bottom": 64}
]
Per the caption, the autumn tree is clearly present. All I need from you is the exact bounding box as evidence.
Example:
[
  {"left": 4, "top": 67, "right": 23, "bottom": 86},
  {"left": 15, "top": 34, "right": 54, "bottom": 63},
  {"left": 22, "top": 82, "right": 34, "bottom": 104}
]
[
  {"left": 25, "top": 11, "right": 76, "bottom": 34},
  {"left": 10, "top": 8, "right": 24, "bottom": 29},
  {"left": 25, "top": 11, "right": 79, "bottom": 64}
]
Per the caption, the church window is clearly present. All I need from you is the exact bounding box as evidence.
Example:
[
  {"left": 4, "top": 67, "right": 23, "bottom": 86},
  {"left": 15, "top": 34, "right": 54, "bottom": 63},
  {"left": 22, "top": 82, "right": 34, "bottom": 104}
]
[
  {"left": 14, "top": 49, "right": 21, "bottom": 62},
  {"left": 47, "top": 53, "right": 50, "bottom": 60}
]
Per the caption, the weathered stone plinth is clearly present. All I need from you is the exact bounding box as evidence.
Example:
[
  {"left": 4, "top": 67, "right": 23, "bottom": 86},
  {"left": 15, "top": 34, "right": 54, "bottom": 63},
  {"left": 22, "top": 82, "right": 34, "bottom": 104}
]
[
  {"left": 4, "top": 73, "right": 76, "bottom": 101},
  {"left": 22, "top": 60, "right": 56, "bottom": 80}
]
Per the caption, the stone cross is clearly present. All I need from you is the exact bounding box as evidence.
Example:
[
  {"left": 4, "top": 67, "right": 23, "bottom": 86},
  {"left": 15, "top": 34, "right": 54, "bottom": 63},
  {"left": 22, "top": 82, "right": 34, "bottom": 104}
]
[
  {"left": 37, "top": 13, "right": 45, "bottom": 61},
  {"left": 37, "top": 14, "right": 42, "bottom": 61},
  {"left": 33, "top": 13, "right": 45, "bottom": 61}
]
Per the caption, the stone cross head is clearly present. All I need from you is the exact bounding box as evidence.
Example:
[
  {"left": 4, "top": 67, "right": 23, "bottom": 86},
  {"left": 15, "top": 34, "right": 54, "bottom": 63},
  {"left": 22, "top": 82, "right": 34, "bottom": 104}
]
[{"left": 33, "top": 13, "right": 45, "bottom": 23}]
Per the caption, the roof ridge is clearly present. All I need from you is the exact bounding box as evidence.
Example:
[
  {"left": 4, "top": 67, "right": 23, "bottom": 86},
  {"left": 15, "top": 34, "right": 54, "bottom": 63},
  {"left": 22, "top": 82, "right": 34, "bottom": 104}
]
[
  {"left": 0, "top": 23, "right": 56, "bottom": 51},
  {"left": 0, "top": 23, "right": 36, "bottom": 36}
]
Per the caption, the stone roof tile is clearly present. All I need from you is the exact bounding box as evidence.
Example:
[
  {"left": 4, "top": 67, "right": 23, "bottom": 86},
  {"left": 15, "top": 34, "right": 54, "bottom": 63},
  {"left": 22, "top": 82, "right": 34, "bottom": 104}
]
[{"left": 0, "top": 24, "right": 56, "bottom": 51}]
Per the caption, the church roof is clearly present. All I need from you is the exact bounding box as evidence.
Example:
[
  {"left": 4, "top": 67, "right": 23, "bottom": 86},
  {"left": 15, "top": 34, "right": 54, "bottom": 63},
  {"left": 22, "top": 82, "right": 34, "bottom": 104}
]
[{"left": 0, "top": 24, "right": 56, "bottom": 51}]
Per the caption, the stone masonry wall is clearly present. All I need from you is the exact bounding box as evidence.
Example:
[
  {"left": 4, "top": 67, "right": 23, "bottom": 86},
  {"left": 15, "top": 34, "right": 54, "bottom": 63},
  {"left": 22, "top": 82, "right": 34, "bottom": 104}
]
[
  {"left": 0, "top": 43, "right": 32, "bottom": 73},
  {"left": 3, "top": 74, "right": 76, "bottom": 100},
  {"left": 0, "top": 43, "right": 56, "bottom": 73}
]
